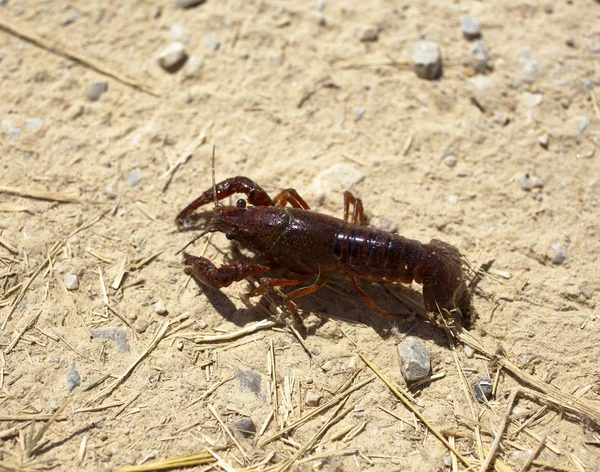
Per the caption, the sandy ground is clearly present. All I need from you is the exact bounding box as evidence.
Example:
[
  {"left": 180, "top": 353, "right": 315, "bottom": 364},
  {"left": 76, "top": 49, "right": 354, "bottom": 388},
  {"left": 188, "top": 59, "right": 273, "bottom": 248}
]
[{"left": 1, "top": 0, "right": 600, "bottom": 471}]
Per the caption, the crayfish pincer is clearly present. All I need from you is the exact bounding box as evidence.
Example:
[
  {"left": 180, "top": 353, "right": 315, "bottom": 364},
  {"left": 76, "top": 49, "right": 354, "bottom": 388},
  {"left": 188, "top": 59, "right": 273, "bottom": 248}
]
[{"left": 176, "top": 176, "right": 470, "bottom": 322}]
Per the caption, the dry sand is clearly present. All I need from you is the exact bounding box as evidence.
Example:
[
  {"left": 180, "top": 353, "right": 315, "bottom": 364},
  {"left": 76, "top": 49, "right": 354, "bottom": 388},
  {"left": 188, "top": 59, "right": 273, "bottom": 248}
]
[{"left": 1, "top": 0, "right": 599, "bottom": 471}]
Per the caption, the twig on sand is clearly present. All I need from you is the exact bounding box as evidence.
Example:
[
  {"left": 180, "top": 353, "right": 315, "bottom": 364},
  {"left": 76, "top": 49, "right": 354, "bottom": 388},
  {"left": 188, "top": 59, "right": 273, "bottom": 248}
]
[{"left": 0, "top": 18, "right": 158, "bottom": 96}]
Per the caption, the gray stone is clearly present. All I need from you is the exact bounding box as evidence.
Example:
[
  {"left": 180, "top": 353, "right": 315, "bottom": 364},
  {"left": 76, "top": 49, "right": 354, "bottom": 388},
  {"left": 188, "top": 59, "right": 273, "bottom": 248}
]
[
  {"left": 66, "top": 361, "right": 81, "bottom": 393},
  {"left": 551, "top": 243, "right": 567, "bottom": 265},
  {"left": 176, "top": 0, "right": 205, "bottom": 8},
  {"left": 521, "top": 92, "right": 543, "bottom": 108},
  {"left": 582, "top": 79, "right": 594, "bottom": 93},
  {"left": 134, "top": 318, "right": 149, "bottom": 333},
  {"left": 444, "top": 154, "right": 457, "bottom": 167},
  {"left": 154, "top": 299, "right": 168, "bottom": 315},
  {"left": 519, "top": 173, "right": 543, "bottom": 191},
  {"left": 473, "top": 377, "right": 493, "bottom": 402},
  {"left": 538, "top": 134, "right": 549, "bottom": 149},
  {"left": 50, "top": 399, "right": 60, "bottom": 411},
  {"left": 460, "top": 15, "right": 481, "bottom": 40},
  {"left": 87, "top": 81, "right": 108, "bottom": 101},
  {"left": 128, "top": 168, "right": 142, "bottom": 187},
  {"left": 170, "top": 24, "right": 188, "bottom": 42},
  {"left": 575, "top": 116, "right": 590, "bottom": 135},
  {"left": 516, "top": 48, "right": 538, "bottom": 83},
  {"left": 397, "top": 337, "right": 431, "bottom": 381},
  {"left": 468, "top": 40, "right": 489, "bottom": 73},
  {"left": 157, "top": 42, "right": 188, "bottom": 72},
  {"left": 91, "top": 327, "right": 130, "bottom": 353},
  {"left": 411, "top": 41, "right": 442, "bottom": 80},
  {"left": 305, "top": 391, "right": 321, "bottom": 407},
  {"left": 360, "top": 26, "right": 379, "bottom": 42},
  {"left": 106, "top": 178, "right": 118, "bottom": 199},
  {"left": 64, "top": 273, "right": 79, "bottom": 290},
  {"left": 464, "top": 345, "right": 475, "bottom": 358},
  {"left": 232, "top": 417, "right": 256, "bottom": 437}
]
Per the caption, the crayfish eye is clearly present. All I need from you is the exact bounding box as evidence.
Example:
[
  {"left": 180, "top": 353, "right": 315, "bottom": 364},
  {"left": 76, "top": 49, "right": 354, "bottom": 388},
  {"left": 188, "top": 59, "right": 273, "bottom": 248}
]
[
  {"left": 236, "top": 199, "right": 247, "bottom": 209},
  {"left": 225, "top": 231, "right": 236, "bottom": 240}
]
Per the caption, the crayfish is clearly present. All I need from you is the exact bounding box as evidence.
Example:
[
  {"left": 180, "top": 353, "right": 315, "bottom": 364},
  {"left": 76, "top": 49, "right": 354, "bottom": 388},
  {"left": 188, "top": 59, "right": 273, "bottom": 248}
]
[{"left": 176, "top": 174, "right": 469, "bottom": 322}]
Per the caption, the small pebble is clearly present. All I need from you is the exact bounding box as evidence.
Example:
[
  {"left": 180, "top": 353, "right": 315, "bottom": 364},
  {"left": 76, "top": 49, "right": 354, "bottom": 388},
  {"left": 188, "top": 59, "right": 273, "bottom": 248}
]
[
  {"left": 565, "top": 37, "right": 576, "bottom": 48},
  {"left": 538, "top": 134, "right": 549, "bottom": 149},
  {"left": 198, "top": 319, "right": 208, "bottom": 329},
  {"left": 551, "top": 243, "right": 567, "bottom": 265},
  {"left": 516, "top": 47, "right": 538, "bottom": 83},
  {"left": 468, "top": 40, "right": 489, "bottom": 73},
  {"left": 305, "top": 375, "right": 314, "bottom": 384},
  {"left": 560, "top": 97, "right": 571, "bottom": 109},
  {"left": 305, "top": 391, "right": 321, "bottom": 407},
  {"left": 321, "top": 360, "right": 334, "bottom": 372},
  {"left": 521, "top": 92, "right": 543, "bottom": 108},
  {"left": 493, "top": 111, "right": 509, "bottom": 126},
  {"left": 106, "top": 178, "right": 118, "bottom": 200},
  {"left": 444, "top": 154, "right": 457, "bottom": 168},
  {"left": 64, "top": 273, "right": 79, "bottom": 291},
  {"left": 134, "top": 318, "right": 149, "bottom": 333},
  {"left": 511, "top": 406, "right": 530, "bottom": 419},
  {"left": 313, "top": 11, "right": 326, "bottom": 26},
  {"left": 360, "top": 26, "right": 379, "bottom": 42},
  {"left": 87, "top": 81, "right": 108, "bottom": 101},
  {"left": 176, "top": 0, "right": 206, "bottom": 8},
  {"left": 50, "top": 399, "right": 60, "bottom": 411},
  {"left": 128, "top": 168, "right": 142, "bottom": 187},
  {"left": 473, "top": 377, "right": 493, "bottom": 402},
  {"left": 176, "top": 339, "right": 184, "bottom": 351},
  {"left": 127, "top": 313, "right": 137, "bottom": 321},
  {"left": 575, "top": 116, "right": 590, "bottom": 135},
  {"left": 66, "top": 361, "right": 81, "bottom": 393},
  {"left": 232, "top": 417, "right": 256, "bottom": 437},
  {"left": 443, "top": 455, "right": 453, "bottom": 467},
  {"left": 154, "top": 299, "right": 168, "bottom": 315},
  {"left": 353, "top": 107, "right": 365, "bottom": 122},
  {"left": 397, "top": 337, "right": 431, "bottom": 382},
  {"left": 157, "top": 42, "right": 188, "bottom": 72},
  {"left": 411, "top": 41, "right": 442, "bottom": 80},
  {"left": 460, "top": 15, "right": 481, "bottom": 40},
  {"left": 519, "top": 173, "right": 543, "bottom": 191},
  {"left": 464, "top": 345, "right": 475, "bottom": 358},
  {"left": 170, "top": 24, "right": 188, "bottom": 42}
]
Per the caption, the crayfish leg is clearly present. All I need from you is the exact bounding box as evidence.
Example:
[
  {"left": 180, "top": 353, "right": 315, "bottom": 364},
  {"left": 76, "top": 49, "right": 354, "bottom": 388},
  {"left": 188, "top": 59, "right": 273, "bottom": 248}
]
[
  {"left": 281, "top": 276, "right": 330, "bottom": 316},
  {"left": 255, "top": 275, "right": 310, "bottom": 296},
  {"left": 272, "top": 189, "right": 311, "bottom": 210},
  {"left": 183, "top": 252, "right": 271, "bottom": 289},
  {"left": 343, "top": 191, "right": 366, "bottom": 225},
  {"left": 350, "top": 276, "right": 390, "bottom": 317}
]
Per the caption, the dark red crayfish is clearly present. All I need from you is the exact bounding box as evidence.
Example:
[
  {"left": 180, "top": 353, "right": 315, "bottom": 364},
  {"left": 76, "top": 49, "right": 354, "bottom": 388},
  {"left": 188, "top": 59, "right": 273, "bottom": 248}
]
[{"left": 176, "top": 176, "right": 469, "bottom": 319}]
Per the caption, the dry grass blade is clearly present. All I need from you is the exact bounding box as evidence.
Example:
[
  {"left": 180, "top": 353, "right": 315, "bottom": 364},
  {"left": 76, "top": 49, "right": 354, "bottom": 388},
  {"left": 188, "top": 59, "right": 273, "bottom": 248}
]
[
  {"left": 519, "top": 436, "right": 546, "bottom": 472},
  {"left": 0, "top": 185, "right": 79, "bottom": 203},
  {"left": 177, "top": 319, "right": 277, "bottom": 343},
  {"left": 86, "top": 321, "right": 170, "bottom": 404},
  {"left": 359, "top": 353, "right": 474, "bottom": 470},
  {"left": 259, "top": 375, "right": 375, "bottom": 447},
  {"left": 208, "top": 404, "right": 249, "bottom": 461},
  {"left": 479, "top": 390, "right": 518, "bottom": 472},
  {"left": 115, "top": 452, "right": 215, "bottom": 472},
  {"left": 24, "top": 398, "right": 72, "bottom": 458},
  {"left": 57, "top": 275, "right": 91, "bottom": 337},
  {"left": 0, "top": 18, "right": 158, "bottom": 96},
  {"left": 0, "top": 235, "right": 18, "bottom": 255},
  {"left": 5, "top": 309, "right": 42, "bottom": 354}
]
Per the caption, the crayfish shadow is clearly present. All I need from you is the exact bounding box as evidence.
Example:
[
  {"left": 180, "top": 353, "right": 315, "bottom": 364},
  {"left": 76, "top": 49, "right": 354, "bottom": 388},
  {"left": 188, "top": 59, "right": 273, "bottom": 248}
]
[{"left": 197, "top": 272, "right": 452, "bottom": 348}]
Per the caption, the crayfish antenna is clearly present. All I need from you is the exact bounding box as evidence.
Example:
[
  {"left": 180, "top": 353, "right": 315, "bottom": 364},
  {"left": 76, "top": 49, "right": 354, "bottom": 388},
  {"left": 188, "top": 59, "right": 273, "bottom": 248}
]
[
  {"left": 211, "top": 145, "right": 218, "bottom": 208},
  {"left": 175, "top": 227, "right": 216, "bottom": 255}
]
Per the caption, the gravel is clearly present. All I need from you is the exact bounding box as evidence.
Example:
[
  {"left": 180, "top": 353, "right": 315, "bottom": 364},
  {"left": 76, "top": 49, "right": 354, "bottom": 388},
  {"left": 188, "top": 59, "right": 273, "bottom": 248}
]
[
  {"left": 64, "top": 273, "right": 79, "bottom": 290},
  {"left": 87, "top": 81, "right": 108, "bottom": 101},
  {"left": 128, "top": 168, "right": 142, "bottom": 187},
  {"left": 397, "top": 337, "right": 431, "bottom": 381},
  {"left": 460, "top": 15, "right": 481, "bottom": 40},
  {"left": 360, "top": 26, "right": 379, "bottom": 42},
  {"left": 155, "top": 299, "right": 168, "bottom": 315},
  {"left": 468, "top": 40, "right": 489, "bottom": 73},
  {"left": 516, "top": 47, "right": 538, "bottom": 83},
  {"left": 575, "top": 116, "right": 590, "bottom": 135},
  {"left": 538, "top": 134, "right": 549, "bottom": 149},
  {"left": 305, "top": 391, "right": 321, "bottom": 406},
  {"left": 411, "top": 41, "right": 442, "bottom": 80},
  {"left": 551, "top": 243, "right": 567, "bottom": 265},
  {"left": 106, "top": 178, "right": 118, "bottom": 199},
  {"left": 134, "top": 318, "right": 149, "bottom": 333},
  {"left": 464, "top": 345, "right": 475, "bottom": 358},
  {"left": 519, "top": 173, "right": 544, "bottom": 191},
  {"left": 232, "top": 417, "right": 256, "bottom": 437},
  {"left": 473, "top": 377, "right": 493, "bottom": 402},
  {"left": 157, "top": 42, "right": 188, "bottom": 72},
  {"left": 66, "top": 361, "right": 81, "bottom": 392}
]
